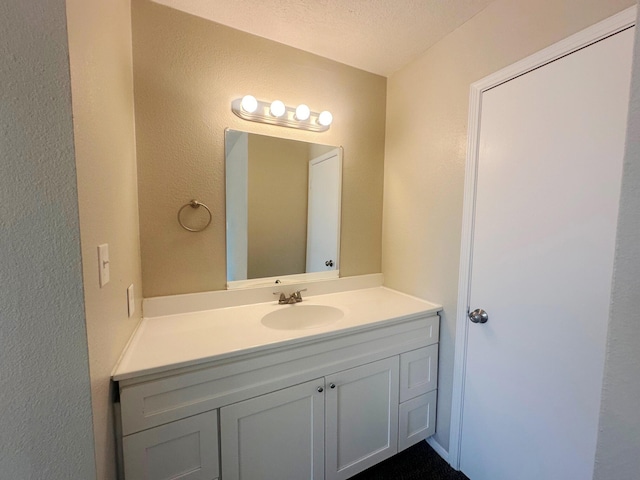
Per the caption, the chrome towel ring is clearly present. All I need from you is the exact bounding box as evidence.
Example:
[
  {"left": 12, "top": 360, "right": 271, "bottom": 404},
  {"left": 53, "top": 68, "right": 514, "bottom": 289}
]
[{"left": 178, "top": 200, "right": 212, "bottom": 232}]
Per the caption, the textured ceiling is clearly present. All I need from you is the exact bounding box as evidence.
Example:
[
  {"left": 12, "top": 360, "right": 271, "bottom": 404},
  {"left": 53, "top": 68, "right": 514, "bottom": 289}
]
[{"left": 152, "top": 0, "right": 495, "bottom": 76}]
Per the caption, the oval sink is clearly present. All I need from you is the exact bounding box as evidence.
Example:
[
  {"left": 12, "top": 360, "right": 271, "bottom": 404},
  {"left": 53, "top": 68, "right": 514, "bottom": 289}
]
[{"left": 261, "top": 305, "right": 344, "bottom": 330}]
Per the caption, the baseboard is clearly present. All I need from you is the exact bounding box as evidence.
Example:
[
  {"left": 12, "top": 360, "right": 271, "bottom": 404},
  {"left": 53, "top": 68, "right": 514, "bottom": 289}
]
[{"left": 426, "top": 437, "right": 450, "bottom": 465}]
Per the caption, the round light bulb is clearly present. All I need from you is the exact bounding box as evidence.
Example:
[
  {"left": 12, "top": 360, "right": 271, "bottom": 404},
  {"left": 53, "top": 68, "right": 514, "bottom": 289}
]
[
  {"left": 318, "top": 110, "right": 333, "bottom": 127},
  {"left": 295, "top": 104, "right": 310, "bottom": 121},
  {"left": 270, "top": 100, "right": 286, "bottom": 117},
  {"left": 241, "top": 95, "right": 258, "bottom": 113}
]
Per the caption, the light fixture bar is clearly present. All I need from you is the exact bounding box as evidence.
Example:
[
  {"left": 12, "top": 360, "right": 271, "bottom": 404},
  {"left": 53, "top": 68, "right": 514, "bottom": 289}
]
[{"left": 231, "top": 97, "right": 331, "bottom": 132}]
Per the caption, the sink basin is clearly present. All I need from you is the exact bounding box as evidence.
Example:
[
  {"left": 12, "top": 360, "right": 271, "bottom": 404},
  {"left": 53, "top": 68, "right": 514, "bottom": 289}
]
[{"left": 261, "top": 305, "right": 344, "bottom": 330}]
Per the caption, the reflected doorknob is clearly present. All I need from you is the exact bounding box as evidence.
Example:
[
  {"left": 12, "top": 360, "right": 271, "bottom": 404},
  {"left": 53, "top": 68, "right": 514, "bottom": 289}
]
[
  {"left": 325, "top": 260, "right": 334, "bottom": 267},
  {"left": 469, "top": 308, "right": 489, "bottom": 324}
]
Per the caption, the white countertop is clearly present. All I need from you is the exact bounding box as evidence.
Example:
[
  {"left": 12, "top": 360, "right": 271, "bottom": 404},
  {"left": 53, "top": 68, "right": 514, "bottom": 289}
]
[{"left": 112, "top": 287, "right": 441, "bottom": 381}]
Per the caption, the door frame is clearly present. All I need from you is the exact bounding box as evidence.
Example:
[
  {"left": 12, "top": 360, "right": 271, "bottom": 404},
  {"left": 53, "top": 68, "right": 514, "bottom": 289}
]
[{"left": 448, "top": 6, "right": 637, "bottom": 470}]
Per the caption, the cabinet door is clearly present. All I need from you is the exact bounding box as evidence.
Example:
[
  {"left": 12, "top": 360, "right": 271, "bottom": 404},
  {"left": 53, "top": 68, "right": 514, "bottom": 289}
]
[
  {"left": 325, "top": 356, "right": 400, "bottom": 480},
  {"left": 220, "top": 379, "right": 325, "bottom": 480},
  {"left": 122, "top": 409, "right": 219, "bottom": 480}
]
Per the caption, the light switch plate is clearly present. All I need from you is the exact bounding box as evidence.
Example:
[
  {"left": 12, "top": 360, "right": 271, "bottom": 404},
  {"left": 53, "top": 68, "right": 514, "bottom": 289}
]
[
  {"left": 127, "top": 284, "right": 135, "bottom": 318},
  {"left": 98, "top": 244, "right": 109, "bottom": 287}
]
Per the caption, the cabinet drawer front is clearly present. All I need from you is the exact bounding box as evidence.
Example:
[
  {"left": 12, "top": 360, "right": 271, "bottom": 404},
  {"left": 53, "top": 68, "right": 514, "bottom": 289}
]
[
  {"left": 398, "top": 390, "right": 437, "bottom": 452},
  {"left": 220, "top": 379, "right": 325, "bottom": 480},
  {"left": 399, "top": 344, "right": 438, "bottom": 403},
  {"left": 123, "top": 410, "right": 219, "bottom": 480}
]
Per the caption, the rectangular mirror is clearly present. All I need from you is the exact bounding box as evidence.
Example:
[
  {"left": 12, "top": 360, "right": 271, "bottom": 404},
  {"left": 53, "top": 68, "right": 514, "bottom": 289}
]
[{"left": 225, "top": 129, "right": 342, "bottom": 289}]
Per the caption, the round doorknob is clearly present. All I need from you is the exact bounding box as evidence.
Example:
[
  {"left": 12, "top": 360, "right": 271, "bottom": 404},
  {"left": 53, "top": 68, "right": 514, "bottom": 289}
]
[
  {"left": 469, "top": 308, "right": 489, "bottom": 324},
  {"left": 317, "top": 386, "right": 324, "bottom": 393},
  {"left": 329, "top": 383, "right": 336, "bottom": 389}
]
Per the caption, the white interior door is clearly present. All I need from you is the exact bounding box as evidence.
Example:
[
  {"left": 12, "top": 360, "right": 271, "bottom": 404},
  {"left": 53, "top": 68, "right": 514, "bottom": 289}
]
[
  {"left": 460, "top": 27, "right": 633, "bottom": 479},
  {"left": 306, "top": 148, "right": 342, "bottom": 273}
]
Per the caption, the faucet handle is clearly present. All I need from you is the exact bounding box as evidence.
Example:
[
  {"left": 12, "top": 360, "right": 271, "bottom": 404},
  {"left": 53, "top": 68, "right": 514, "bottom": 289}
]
[
  {"left": 273, "top": 292, "right": 287, "bottom": 303},
  {"left": 292, "top": 289, "right": 307, "bottom": 302}
]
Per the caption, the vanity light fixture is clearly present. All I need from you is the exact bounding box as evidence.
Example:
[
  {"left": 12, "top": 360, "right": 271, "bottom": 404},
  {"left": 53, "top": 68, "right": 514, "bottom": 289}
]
[{"left": 231, "top": 96, "right": 332, "bottom": 132}]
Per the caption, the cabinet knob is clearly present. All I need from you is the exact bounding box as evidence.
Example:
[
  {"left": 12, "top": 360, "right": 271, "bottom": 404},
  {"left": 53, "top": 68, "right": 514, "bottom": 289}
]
[
  {"left": 329, "top": 383, "right": 336, "bottom": 389},
  {"left": 317, "top": 386, "right": 324, "bottom": 393}
]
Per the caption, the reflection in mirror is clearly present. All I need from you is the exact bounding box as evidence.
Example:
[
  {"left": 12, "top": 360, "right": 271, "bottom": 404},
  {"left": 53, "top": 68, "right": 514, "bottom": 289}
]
[{"left": 225, "top": 129, "right": 342, "bottom": 289}]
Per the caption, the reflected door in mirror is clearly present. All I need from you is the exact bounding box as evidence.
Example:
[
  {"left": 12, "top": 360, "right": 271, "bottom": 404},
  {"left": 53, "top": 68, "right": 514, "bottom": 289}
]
[{"left": 307, "top": 149, "right": 341, "bottom": 273}]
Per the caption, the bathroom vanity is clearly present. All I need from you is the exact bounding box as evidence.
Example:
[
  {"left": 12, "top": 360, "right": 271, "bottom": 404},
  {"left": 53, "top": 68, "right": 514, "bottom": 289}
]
[{"left": 113, "top": 286, "right": 441, "bottom": 480}]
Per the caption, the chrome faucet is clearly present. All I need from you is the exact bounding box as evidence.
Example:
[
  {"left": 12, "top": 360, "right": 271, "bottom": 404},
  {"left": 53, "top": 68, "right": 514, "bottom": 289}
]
[{"left": 274, "top": 289, "right": 307, "bottom": 304}]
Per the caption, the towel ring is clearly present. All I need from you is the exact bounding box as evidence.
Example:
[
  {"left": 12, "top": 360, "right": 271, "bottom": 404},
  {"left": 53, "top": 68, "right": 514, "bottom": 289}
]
[{"left": 178, "top": 200, "right": 212, "bottom": 232}]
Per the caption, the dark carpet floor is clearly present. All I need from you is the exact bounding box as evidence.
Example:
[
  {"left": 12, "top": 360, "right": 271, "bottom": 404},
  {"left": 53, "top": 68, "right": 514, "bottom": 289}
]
[{"left": 350, "top": 441, "right": 470, "bottom": 480}]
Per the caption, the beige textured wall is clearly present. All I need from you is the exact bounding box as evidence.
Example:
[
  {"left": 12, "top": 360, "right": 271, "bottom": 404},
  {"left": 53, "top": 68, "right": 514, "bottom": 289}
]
[
  {"left": 309, "top": 143, "right": 337, "bottom": 158},
  {"left": 383, "top": 0, "right": 635, "bottom": 453},
  {"left": 66, "top": 0, "right": 143, "bottom": 478},
  {"left": 132, "top": 0, "right": 386, "bottom": 297},
  {"left": 247, "top": 135, "right": 308, "bottom": 279}
]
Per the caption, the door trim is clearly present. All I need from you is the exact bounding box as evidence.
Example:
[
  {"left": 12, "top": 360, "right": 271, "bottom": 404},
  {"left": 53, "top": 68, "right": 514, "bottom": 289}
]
[{"left": 448, "top": 6, "right": 637, "bottom": 470}]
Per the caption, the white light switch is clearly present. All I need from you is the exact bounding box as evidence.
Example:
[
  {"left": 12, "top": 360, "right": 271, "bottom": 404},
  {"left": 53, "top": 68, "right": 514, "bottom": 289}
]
[
  {"left": 98, "top": 244, "right": 110, "bottom": 287},
  {"left": 127, "top": 284, "right": 135, "bottom": 318}
]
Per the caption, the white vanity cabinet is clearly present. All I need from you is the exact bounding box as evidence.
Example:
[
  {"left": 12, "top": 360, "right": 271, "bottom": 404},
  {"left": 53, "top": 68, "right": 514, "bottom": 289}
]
[{"left": 115, "top": 306, "right": 440, "bottom": 480}]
